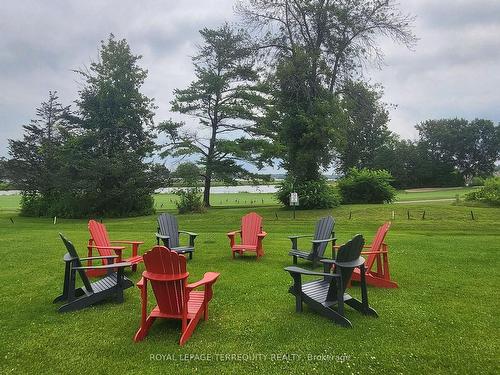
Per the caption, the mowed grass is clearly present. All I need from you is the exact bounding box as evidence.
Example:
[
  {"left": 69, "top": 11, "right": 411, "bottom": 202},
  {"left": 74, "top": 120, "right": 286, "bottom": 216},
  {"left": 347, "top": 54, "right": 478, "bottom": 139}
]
[
  {"left": 396, "top": 187, "right": 479, "bottom": 202},
  {"left": 0, "top": 186, "right": 479, "bottom": 213},
  {"left": 154, "top": 192, "right": 279, "bottom": 210},
  {"left": 0, "top": 196, "right": 499, "bottom": 374}
]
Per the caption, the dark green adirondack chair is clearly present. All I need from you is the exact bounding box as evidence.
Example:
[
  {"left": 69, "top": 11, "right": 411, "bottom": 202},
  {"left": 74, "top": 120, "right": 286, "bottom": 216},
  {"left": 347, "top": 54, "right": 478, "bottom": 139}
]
[
  {"left": 156, "top": 213, "right": 198, "bottom": 259},
  {"left": 53, "top": 234, "right": 133, "bottom": 313},
  {"left": 285, "top": 234, "right": 378, "bottom": 327},
  {"left": 288, "top": 216, "right": 335, "bottom": 268}
]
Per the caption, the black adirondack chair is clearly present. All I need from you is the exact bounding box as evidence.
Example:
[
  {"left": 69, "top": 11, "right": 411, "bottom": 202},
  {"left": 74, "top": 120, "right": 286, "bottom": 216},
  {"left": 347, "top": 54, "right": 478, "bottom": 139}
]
[
  {"left": 285, "top": 234, "right": 378, "bottom": 328},
  {"left": 53, "top": 234, "right": 133, "bottom": 313},
  {"left": 156, "top": 213, "right": 198, "bottom": 259},
  {"left": 288, "top": 216, "right": 335, "bottom": 268}
]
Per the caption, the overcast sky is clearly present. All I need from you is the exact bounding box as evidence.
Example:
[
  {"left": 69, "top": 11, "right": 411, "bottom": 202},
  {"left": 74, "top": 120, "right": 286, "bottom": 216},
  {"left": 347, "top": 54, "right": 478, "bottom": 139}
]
[{"left": 1, "top": 0, "right": 499, "bottom": 172}]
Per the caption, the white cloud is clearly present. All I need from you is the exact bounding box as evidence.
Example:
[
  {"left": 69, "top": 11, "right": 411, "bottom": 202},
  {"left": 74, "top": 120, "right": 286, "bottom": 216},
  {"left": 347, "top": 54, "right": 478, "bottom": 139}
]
[{"left": 1, "top": 0, "right": 498, "bottom": 171}]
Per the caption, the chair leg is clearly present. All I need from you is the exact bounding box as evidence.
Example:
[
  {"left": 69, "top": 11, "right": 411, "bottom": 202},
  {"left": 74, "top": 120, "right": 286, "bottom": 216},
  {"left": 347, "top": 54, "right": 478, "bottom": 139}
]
[
  {"left": 54, "top": 261, "right": 72, "bottom": 303},
  {"left": 134, "top": 316, "right": 156, "bottom": 342},
  {"left": 115, "top": 288, "right": 124, "bottom": 303},
  {"left": 345, "top": 298, "right": 378, "bottom": 317},
  {"left": 180, "top": 311, "right": 203, "bottom": 346},
  {"left": 295, "top": 295, "right": 303, "bottom": 312},
  {"left": 336, "top": 270, "right": 344, "bottom": 316},
  {"left": 359, "top": 265, "right": 373, "bottom": 314}
]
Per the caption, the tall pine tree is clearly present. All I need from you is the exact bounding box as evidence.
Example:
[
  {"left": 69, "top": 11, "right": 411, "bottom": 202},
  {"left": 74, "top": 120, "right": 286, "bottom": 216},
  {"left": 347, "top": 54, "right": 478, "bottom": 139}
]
[
  {"left": 158, "top": 24, "right": 266, "bottom": 206},
  {"left": 65, "top": 34, "right": 159, "bottom": 217},
  {"left": 6, "top": 91, "right": 70, "bottom": 216}
]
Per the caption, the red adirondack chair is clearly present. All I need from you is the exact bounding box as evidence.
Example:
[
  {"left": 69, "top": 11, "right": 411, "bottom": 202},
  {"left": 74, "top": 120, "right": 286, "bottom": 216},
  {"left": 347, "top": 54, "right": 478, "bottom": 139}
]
[
  {"left": 227, "top": 212, "right": 267, "bottom": 259},
  {"left": 87, "top": 220, "right": 144, "bottom": 277},
  {"left": 346, "top": 222, "right": 397, "bottom": 288},
  {"left": 134, "top": 246, "right": 220, "bottom": 345}
]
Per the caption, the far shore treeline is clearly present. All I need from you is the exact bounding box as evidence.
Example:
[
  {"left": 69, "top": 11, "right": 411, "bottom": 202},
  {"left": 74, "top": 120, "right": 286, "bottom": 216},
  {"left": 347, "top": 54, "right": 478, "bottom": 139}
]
[{"left": 0, "top": 1, "right": 499, "bottom": 217}]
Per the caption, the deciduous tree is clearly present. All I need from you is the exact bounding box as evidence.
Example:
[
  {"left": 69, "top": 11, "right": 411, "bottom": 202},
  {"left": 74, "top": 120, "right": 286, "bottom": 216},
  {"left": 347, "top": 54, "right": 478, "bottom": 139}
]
[
  {"left": 337, "top": 80, "right": 391, "bottom": 173},
  {"left": 416, "top": 118, "right": 500, "bottom": 182},
  {"left": 238, "top": 0, "right": 416, "bottom": 189}
]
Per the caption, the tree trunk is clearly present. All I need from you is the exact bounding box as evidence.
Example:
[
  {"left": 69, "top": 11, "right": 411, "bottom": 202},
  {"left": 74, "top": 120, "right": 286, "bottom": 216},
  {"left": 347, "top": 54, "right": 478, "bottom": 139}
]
[
  {"left": 203, "top": 172, "right": 211, "bottom": 207},
  {"left": 202, "top": 94, "right": 220, "bottom": 207}
]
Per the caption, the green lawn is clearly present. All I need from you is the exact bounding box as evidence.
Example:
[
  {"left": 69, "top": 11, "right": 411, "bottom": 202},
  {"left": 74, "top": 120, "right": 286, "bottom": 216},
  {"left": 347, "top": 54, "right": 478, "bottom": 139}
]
[
  {"left": 0, "top": 194, "right": 23, "bottom": 212},
  {"left": 0, "top": 196, "right": 499, "bottom": 374},
  {"left": 154, "top": 192, "right": 279, "bottom": 210},
  {"left": 0, "top": 186, "right": 479, "bottom": 213},
  {"left": 395, "top": 187, "right": 479, "bottom": 202}
]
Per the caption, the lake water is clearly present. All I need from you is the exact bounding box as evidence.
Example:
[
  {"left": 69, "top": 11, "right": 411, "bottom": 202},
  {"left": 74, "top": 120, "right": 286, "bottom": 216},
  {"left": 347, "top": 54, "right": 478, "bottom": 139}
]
[
  {"left": 156, "top": 185, "right": 278, "bottom": 194},
  {"left": 0, "top": 190, "right": 20, "bottom": 196},
  {"left": 0, "top": 185, "right": 279, "bottom": 196}
]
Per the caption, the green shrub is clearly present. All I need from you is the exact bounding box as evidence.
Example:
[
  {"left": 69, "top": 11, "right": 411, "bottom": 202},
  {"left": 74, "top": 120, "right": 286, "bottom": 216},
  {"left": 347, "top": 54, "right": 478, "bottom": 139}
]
[
  {"left": 20, "top": 191, "right": 155, "bottom": 218},
  {"left": 20, "top": 193, "right": 48, "bottom": 217},
  {"left": 469, "top": 176, "right": 485, "bottom": 186},
  {"left": 276, "top": 177, "right": 341, "bottom": 209},
  {"left": 337, "top": 168, "right": 396, "bottom": 204},
  {"left": 0, "top": 181, "right": 14, "bottom": 190},
  {"left": 465, "top": 177, "right": 500, "bottom": 206},
  {"left": 175, "top": 188, "right": 205, "bottom": 214}
]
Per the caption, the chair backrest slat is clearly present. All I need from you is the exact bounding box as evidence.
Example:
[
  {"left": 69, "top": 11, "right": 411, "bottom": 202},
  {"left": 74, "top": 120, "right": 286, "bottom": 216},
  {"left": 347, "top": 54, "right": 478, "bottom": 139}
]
[
  {"left": 59, "top": 233, "right": 93, "bottom": 292},
  {"left": 241, "top": 212, "right": 262, "bottom": 246},
  {"left": 335, "top": 234, "right": 365, "bottom": 291},
  {"left": 143, "top": 246, "right": 187, "bottom": 315},
  {"left": 88, "top": 220, "right": 113, "bottom": 256},
  {"left": 312, "top": 216, "right": 335, "bottom": 258},
  {"left": 326, "top": 234, "right": 364, "bottom": 303},
  {"left": 157, "top": 214, "right": 180, "bottom": 248},
  {"left": 365, "top": 222, "right": 391, "bottom": 270}
]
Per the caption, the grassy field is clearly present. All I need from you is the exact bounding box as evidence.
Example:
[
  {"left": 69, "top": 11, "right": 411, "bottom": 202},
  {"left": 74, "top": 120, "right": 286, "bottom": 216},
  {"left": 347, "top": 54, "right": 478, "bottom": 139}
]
[
  {"left": 0, "top": 194, "right": 23, "bottom": 211},
  {"left": 0, "top": 186, "right": 480, "bottom": 213},
  {"left": 155, "top": 192, "right": 279, "bottom": 210},
  {"left": 0, "top": 192, "right": 499, "bottom": 374},
  {"left": 396, "top": 187, "right": 479, "bottom": 202}
]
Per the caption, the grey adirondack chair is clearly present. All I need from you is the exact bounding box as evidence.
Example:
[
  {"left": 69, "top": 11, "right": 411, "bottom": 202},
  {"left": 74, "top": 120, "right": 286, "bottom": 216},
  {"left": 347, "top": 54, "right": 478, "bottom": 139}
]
[
  {"left": 285, "top": 234, "right": 378, "bottom": 328},
  {"left": 156, "top": 213, "right": 198, "bottom": 259},
  {"left": 288, "top": 216, "right": 335, "bottom": 268},
  {"left": 53, "top": 234, "right": 133, "bottom": 313}
]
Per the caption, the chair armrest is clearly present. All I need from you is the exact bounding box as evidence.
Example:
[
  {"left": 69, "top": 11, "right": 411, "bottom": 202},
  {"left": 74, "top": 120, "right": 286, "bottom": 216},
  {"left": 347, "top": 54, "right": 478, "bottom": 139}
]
[
  {"left": 288, "top": 234, "right": 312, "bottom": 250},
  {"left": 155, "top": 233, "right": 170, "bottom": 239},
  {"left": 227, "top": 230, "right": 241, "bottom": 236},
  {"left": 109, "top": 240, "right": 144, "bottom": 245},
  {"left": 73, "top": 261, "right": 131, "bottom": 270},
  {"left": 311, "top": 237, "right": 336, "bottom": 244},
  {"left": 320, "top": 257, "right": 365, "bottom": 268},
  {"left": 257, "top": 231, "right": 267, "bottom": 238},
  {"left": 288, "top": 235, "right": 313, "bottom": 239},
  {"left": 187, "top": 272, "right": 220, "bottom": 290},
  {"left": 284, "top": 266, "right": 339, "bottom": 279},
  {"left": 320, "top": 259, "right": 336, "bottom": 264},
  {"left": 80, "top": 255, "right": 118, "bottom": 261},
  {"left": 179, "top": 230, "right": 198, "bottom": 237},
  {"left": 180, "top": 230, "right": 197, "bottom": 247},
  {"left": 89, "top": 245, "right": 126, "bottom": 251}
]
